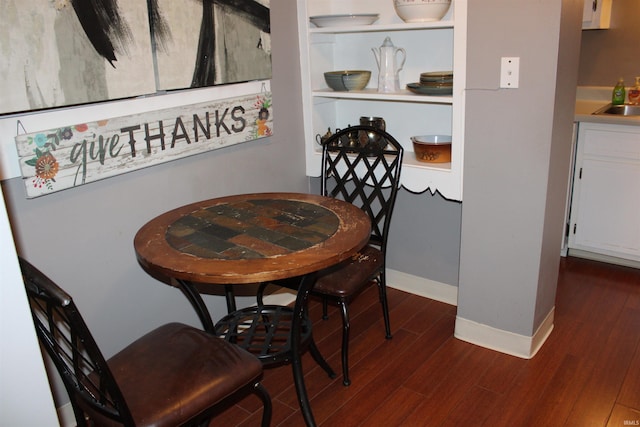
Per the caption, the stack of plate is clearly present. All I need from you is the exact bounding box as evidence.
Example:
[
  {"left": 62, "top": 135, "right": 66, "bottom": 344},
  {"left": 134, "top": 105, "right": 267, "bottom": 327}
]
[{"left": 407, "top": 71, "right": 453, "bottom": 95}]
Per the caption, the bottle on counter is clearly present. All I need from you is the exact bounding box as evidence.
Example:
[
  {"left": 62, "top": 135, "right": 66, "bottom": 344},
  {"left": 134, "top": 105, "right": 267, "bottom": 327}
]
[
  {"left": 612, "top": 78, "right": 626, "bottom": 105},
  {"left": 628, "top": 76, "right": 640, "bottom": 105}
]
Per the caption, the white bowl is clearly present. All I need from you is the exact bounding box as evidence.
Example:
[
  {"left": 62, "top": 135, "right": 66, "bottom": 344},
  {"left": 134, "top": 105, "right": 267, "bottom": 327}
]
[
  {"left": 310, "top": 14, "right": 379, "bottom": 28},
  {"left": 394, "top": 0, "right": 451, "bottom": 23}
]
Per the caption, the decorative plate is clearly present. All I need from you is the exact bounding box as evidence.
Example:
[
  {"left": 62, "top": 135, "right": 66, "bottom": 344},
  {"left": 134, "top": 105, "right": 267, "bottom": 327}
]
[
  {"left": 407, "top": 83, "right": 453, "bottom": 96},
  {"left": 310, "top": 14, "right": 380, "bottom": 28},
  {"left": 420, "top": 71, "right": 453, "bottom": 82}
]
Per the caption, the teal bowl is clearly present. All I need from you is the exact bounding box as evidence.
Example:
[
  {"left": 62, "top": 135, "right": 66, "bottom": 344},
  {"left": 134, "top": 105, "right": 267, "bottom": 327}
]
[{"left": 324, "top": 70, "right": 371, "bottom": 91}]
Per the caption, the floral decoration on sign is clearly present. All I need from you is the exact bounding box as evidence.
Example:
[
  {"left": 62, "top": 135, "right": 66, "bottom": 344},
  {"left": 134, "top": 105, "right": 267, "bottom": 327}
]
[
  {"left": 252, "top": 94, "right": 272, "bottom": 138},
  {"left": 24, "top": 124, "right": 84, "bottom": 190}
]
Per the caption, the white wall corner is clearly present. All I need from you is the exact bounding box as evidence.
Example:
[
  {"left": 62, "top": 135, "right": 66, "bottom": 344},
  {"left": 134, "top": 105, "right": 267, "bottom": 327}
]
[
  {"left": 454, "top": 307, "right": 555, "bottom": 359},
  {"left": 387, "top": 269, "right": 458, "bottom": 306}
]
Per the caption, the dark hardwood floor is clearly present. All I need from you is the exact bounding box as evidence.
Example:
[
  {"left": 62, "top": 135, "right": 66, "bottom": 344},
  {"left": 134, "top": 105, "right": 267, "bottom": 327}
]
[{"left": 211, "top": 256, "right": 640, "bottom": 427}]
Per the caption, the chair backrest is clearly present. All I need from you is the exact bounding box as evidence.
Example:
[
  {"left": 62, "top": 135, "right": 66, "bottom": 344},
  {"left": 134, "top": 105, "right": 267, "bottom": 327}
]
[
  {"left": 321, "top": 125, "right": 403, "bottom": 251},
  {"left": 19, "top": 257, "right": 135, "bottom": 427}
]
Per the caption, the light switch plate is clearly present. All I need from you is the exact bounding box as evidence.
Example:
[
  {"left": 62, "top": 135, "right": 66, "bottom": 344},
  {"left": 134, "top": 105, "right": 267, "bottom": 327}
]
[{"left": 500, "top": 57, "right": 520, "bottom": 89}]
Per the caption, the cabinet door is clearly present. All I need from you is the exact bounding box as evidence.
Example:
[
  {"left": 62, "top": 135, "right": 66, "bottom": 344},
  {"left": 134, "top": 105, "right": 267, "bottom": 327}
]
[
  {"left": 570, "top": 159, "right": 640, "bottom": 259},
  {"left": 582, "top": 0, "right": 612, "bottom": 30}
]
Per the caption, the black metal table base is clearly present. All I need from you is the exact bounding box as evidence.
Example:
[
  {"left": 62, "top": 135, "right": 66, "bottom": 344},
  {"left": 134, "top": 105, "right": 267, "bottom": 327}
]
[
  {"left": 175, "top": 274, "right": 332, "bottom": 427},
  {"left": 215, "top": 305, "right": 336, "bottom": 373}
]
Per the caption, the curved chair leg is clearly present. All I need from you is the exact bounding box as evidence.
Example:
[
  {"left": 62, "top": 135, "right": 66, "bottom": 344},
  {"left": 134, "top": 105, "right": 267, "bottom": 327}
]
[
  {"left": 308, "top": 338, "right": 337, "bottom": 379},
  {"left": 338, "top": 300, "right": 351, "bottom": 386},
  {"left": 377, "top": 274, "right": 392, "bottom": 339},
  {"left": 253, "top": 382, "right": 272, "bottom": 427}
]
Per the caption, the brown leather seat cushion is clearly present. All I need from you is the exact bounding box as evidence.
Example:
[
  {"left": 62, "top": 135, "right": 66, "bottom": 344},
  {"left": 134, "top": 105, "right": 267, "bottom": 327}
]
[
  {"left": 313, "top": 244, "right": 383, "bottom": 298},
  {"left": 97, "top": 322, "right": 262, "bottom": 427}
]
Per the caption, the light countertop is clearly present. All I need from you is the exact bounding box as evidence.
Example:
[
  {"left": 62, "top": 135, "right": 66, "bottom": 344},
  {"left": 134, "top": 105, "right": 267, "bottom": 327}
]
[{"left": 575, "top": 86, "right": 640, "bottom": 126}]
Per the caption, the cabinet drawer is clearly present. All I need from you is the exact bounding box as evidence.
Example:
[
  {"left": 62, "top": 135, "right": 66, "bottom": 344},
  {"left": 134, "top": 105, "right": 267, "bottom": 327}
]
[{"left": 580, "top": 124, "right": 640, "bottom": 161}]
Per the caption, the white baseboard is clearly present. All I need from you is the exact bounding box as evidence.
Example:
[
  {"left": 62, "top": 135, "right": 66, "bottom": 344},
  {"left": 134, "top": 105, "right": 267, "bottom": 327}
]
[
  {"left": 567, "top": 248, "right": 640, "bottom": 269},
  {"left": 454, "top": 307, "right": 555, "bottom": 359},
  {"left": 386, "top": 269, "right": 458, "bottom": 306},
  {"left": 260, "top": 270, "right": 460, "bottom": 308},
  {"left": 58, "top": 402, "right": 75, "bottom": 427},
  {"left": 386, "top": 269, "right": 556, "bottom": 359},
  {"left": 261, "top": 287, "right": 296, "bottom": 306}
]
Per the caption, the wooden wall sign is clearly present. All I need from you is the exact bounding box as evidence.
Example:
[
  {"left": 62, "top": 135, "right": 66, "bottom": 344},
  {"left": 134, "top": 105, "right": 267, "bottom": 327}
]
[{"left": 14, "top": 92, "right": 273, "bottom": 198}]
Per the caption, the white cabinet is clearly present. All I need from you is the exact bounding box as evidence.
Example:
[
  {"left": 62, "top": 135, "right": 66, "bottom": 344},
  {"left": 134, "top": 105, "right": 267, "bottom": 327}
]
[
  {"left": 297, "top": 0, "right": 467, "bottom": 200},
  {"left": 568, "top": 122, "right": 640, "bottom": 262},
  {"left": 582, "top": 0, "right": 612, "bottom": 30}
]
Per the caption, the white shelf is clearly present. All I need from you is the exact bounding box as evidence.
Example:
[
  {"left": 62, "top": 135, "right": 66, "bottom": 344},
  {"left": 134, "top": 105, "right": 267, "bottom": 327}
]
[
  {"left": 298, "top": 0, "right": 466, "bottom": 200},
  {"left": 312, "top": 89, "right": 453, "bottom": 104},
  {"left": 309, "top": 21, "right": 454, "bottom": 34}
]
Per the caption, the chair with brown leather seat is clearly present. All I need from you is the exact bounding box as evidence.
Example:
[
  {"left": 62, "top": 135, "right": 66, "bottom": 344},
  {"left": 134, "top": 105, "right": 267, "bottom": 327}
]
[
  {"left": 315, "top": 125, "right": 403, "bottom": 386},
  {"left": 258, "top": 125, "right": 403, "bottom": 386},
  {"left": 19, "top": 257, "right": 272, "bottom": 427}
]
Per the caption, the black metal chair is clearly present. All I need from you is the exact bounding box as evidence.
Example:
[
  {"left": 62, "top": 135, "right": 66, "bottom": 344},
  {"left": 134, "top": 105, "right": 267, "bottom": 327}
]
[
  {"left": 259, "top": 125, "right": 403, "bottom": 386},
  {"left": 19, "top": 257, "right": 272, "bottom": 427}
]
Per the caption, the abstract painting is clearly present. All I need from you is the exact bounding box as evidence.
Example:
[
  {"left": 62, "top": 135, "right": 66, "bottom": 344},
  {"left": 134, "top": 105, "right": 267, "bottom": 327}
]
[
  {"left": 0, "top": 0, "right": 272, "bottom": 114},
  {"left": 0, "top": 0, "right": 156, "bottom": 114},
  {"left": 151, "top": 0, "right": 271, "bottom": 90}
]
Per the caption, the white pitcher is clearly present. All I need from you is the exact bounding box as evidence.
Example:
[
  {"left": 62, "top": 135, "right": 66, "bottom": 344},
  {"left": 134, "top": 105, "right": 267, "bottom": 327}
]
[{"left": 372, "top": 37, "right": 406, "bottom": 93}]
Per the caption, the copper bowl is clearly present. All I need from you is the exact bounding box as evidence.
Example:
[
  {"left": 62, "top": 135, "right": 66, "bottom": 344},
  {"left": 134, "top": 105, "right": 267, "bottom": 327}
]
[{"left": 411, "top": 135, "right": 451, "bottom": 163}]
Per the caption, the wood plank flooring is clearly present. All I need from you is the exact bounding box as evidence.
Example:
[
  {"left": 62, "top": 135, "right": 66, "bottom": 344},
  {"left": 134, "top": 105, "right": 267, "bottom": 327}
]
[{"left": 211, "top": 256, "right": 640, "bottom": 427}]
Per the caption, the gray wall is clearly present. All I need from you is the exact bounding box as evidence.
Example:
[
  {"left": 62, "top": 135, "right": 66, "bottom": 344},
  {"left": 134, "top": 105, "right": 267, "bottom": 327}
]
[
  {"left": 2, "top": 1, "right": 307, "bottom": 409},
  {"left": 311, "top": 177, "right": 463, "bottom": 286},
  {"left": 387, "top": 189, "right": 461, "bottom": 285},
  {"left": 458, "top": 0, "right": 582, "bottom": 336},
  {"left": 578, "top": 0, "right": 640, "bottom": 86}
]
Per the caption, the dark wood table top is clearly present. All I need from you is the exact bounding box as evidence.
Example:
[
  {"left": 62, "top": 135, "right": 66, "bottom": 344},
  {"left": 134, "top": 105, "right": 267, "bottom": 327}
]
[{"left": 134, "top": 192, "right": 371, "bottom": 285}]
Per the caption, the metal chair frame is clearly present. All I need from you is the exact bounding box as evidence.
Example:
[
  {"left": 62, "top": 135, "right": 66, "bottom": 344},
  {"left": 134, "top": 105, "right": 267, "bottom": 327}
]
[
  {"left": 20, "top": 257, "right": 272, "bottom": 427},
  {"left": 259, "top": 125, "right": 403, "bottom": 386},
  {"left": 318, "top": 125, "right": 403, "bottom": 385}
]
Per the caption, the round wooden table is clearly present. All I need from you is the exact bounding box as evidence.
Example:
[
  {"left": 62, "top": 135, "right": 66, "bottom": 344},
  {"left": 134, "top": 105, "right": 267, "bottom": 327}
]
[{"left": 134, "top": 192, "right": 371, "bottom": 426}]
